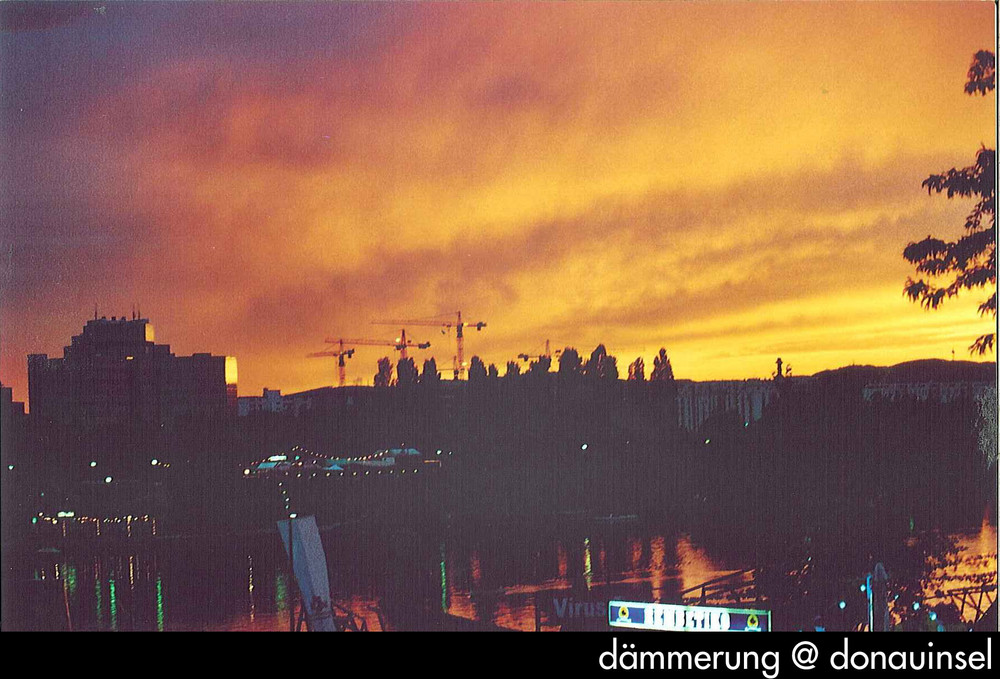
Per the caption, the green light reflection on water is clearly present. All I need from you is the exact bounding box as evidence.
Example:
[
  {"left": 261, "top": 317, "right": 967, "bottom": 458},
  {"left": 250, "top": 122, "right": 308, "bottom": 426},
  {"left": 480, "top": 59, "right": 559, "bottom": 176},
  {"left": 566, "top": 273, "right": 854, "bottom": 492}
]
[
  {"left": 95, "top": 574, "right": 103, "bottom": 626},
  {"left": 63, "top": 563, "right": 77, "bottom": 597},
  {"left": 440, "top": 542, "right": 448, "bottom": 613},
  {"left": 109, "top": 576, "right": 118, "bottom": 631},
  {"left": 276, "top": 573, "right": 288, "bottom": 614},
  {"left": 156, "top": 575, "right": 165, "bottom": 632}
]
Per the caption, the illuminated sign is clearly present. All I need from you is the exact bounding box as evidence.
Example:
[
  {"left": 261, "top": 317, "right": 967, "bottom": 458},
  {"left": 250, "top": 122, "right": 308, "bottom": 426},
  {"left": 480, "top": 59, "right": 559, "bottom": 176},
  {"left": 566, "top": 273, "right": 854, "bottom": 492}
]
[{"left": 609, "top": 601, "right": 771, "bottom": 632}]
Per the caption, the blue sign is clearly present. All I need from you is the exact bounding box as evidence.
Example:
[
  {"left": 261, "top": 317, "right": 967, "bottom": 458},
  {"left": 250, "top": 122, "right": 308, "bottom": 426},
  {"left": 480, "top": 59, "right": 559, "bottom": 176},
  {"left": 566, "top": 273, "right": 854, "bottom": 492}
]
[{"left": 609, "top": 601, "right": 771, "bottom": 632}]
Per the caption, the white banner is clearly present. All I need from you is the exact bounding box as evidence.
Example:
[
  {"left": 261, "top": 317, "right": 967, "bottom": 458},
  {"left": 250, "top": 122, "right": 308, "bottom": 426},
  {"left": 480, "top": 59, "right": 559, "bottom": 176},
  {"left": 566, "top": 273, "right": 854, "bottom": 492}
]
[{"left": 277, "top": 515, "right": 337, "bottom": 632}]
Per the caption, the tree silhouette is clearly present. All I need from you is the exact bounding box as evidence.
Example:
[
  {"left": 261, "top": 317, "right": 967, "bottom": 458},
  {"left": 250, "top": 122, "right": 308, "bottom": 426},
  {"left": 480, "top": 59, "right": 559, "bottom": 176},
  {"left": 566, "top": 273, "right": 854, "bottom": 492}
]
[
  {"left": 374, "top": 357, "right": 393, "bottom": 387},
  {"left": 487, "top": 363, "right": 499, "bottom": 379},
  {"left": 584, "top": 344, "right": 618, "bottom": 380},
  {"left": 420, "top": 357, "right": 440, "bottom": 384},
  {"left": 650, "top": 348, "right": 674, "bottom": 381},
  {"left": 505, "top": 361, "right": 521, "bottom": 378},
  {"left": 468, "top": 355, "right": 487, "bottom": 382},
  {"left": 628, "top": 357, "right": 645, "bottom": 381},
  {"left": 964, "top": 49, "right": 996, "bottom": 96},
  {"left": 904, "top": 50, "right": 996, "bottom": 354},
  {"left": 526, "top": 355, "right": 551, "bottom": 376},
  {"left": 558, "top": 347, "right": 581, "bottom": 376},
  {"left": 604, "top": 353, "right": 618, "bottom": 381},
  {"left": 396, "top": 356, "right": 418, "bottom": 385}
]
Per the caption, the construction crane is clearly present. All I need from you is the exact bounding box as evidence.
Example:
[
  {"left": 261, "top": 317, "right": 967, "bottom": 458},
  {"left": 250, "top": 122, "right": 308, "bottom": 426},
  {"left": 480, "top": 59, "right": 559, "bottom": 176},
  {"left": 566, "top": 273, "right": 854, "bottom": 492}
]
[
  {"left": 309, "top": 333, "right": 431, "bottom": 387},
  {"left": 373, "top": 311, "right": 486, "bottom": 379},
  {"left": 306, "top": 340, "right": 357, "bottom": 388},
  {"left": 325, "top": 331, "right": 431, "bottom": 360},
  {"left": 517, "top": 340, "right": 562, "bottom": 363}
]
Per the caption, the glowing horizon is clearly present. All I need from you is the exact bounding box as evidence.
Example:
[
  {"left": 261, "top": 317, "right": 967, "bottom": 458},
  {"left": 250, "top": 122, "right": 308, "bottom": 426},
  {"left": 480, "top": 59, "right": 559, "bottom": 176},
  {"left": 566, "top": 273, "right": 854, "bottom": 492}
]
[{"left": 0, "top": 2, "right": 995, "bottom": 405}]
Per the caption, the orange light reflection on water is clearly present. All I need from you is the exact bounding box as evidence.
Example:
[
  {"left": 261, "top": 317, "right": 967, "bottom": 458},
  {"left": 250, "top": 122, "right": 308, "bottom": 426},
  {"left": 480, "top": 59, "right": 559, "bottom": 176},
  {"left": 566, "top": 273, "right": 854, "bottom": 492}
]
[{"left": 919, "top": 518, "right": 998, "bottom": 626}]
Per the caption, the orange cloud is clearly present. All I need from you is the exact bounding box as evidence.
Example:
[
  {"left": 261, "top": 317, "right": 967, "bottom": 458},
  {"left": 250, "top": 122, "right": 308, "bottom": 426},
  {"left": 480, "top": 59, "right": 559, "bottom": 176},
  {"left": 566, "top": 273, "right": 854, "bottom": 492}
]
[{"left": 1, "top": 2, "right": 994, "bottom": 403}]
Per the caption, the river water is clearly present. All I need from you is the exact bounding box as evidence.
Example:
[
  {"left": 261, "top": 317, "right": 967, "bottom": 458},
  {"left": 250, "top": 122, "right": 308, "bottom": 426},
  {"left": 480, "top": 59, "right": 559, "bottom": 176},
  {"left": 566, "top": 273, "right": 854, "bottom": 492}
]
[{"left": 11, "top": 518, "right": 995, "bottom": 631}]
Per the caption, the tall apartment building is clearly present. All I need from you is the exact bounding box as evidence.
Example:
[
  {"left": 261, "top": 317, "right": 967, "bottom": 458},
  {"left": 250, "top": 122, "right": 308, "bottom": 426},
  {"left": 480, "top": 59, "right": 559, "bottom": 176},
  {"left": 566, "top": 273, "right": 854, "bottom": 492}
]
[{"left": 28, "top": 316, "right": 237, "bottom": 427}]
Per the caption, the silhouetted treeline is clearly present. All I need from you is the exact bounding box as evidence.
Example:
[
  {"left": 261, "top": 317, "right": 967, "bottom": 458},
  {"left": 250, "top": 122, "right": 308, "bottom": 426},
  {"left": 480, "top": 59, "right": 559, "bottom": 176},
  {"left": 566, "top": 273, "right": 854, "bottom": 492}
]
[
  {"left": 686, "top": 371, "right": 995, "bottom": 630},
  {"left": 228, "top": 352, "right": 995, "bottom": 542},
  {"left": 3, "top": 349, "right": 994, "bottom": 547},
  {"left": 228, "top": 346, "right": 682, "bottom": 520},
  {"left": 694, "top": 373, "right": 993, "bottom": 545}
]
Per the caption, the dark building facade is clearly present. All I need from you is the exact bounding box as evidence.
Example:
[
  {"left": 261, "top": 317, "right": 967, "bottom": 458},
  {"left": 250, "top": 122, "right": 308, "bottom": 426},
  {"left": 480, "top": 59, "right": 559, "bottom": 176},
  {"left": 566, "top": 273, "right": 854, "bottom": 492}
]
[
  {"left": 28, "top": 316, "right": 237, "bottom": 427},
  {"left": 1, "top": 382, "right": 27, "bottom": 462}
]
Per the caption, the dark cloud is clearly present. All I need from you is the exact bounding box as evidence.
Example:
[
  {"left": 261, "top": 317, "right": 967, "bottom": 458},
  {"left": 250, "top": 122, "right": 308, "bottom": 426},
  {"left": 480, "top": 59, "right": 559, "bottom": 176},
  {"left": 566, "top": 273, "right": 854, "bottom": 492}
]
[{"left": 0, "top": 2, "right": 94, "bottom": 33}]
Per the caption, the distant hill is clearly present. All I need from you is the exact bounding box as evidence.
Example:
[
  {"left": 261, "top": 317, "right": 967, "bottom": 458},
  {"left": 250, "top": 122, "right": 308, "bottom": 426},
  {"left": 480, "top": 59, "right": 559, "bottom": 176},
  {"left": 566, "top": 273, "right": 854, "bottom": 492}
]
[{"left": 809, "top": 359, "right": 996, "bottom": 384}]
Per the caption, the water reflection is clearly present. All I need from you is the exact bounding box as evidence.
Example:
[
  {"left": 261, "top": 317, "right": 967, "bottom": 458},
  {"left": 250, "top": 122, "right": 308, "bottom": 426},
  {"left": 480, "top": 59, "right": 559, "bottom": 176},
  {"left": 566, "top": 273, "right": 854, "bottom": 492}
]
[
  {"left": 922, "top": 518, "right": 998, "bottom": 625},
  {"left": 109, "top": 576, "right": 117, "bottom": 631},
  {"left": 156, "top": 575, "right": 165, "bottom": 632},
  {"left": 11, "top": 519, "right": 995, "bottom": 631},
  {"left": 650, "top": 536, "right": 667, "bottom": 599},
  {"left": 247, "top": 555, "right": 255, "bottom": 624},
  {"left": 676, "top": 534, "right": 726, "bottom": 594}
]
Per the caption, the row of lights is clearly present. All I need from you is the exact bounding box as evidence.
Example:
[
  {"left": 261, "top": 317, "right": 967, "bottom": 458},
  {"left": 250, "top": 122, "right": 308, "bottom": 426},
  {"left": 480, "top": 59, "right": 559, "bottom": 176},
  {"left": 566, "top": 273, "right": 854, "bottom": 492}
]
[
  {"left": 33, "top": 513, "right": 157, "bottom": 538},
  {"left": 94, "top": 457, "right": 171, "bottom": 484},
  {"left": 248, "top": 468, "right": 426, "bottom": 478},
  {"left": 8, "top": 457, "right": 170, "bottom": 472},
  {"left": 250, "top": 445, "right": 445, "bottom": 468},
  {"left": 35, "top": 512, "right": 154, "bottom": 523},
  {"left": 245, "top": 447, "right": 450, "bottom": 476},
  {"left": 82, "top": 458, "right": 169, "bottom": 483}
]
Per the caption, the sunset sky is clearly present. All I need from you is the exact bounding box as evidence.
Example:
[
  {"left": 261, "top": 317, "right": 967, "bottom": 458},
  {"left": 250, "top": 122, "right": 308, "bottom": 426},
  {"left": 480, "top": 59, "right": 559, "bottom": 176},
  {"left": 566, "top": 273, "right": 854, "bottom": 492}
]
[{"left": 1, "top": 1, "right": 996, "bottom": 405}]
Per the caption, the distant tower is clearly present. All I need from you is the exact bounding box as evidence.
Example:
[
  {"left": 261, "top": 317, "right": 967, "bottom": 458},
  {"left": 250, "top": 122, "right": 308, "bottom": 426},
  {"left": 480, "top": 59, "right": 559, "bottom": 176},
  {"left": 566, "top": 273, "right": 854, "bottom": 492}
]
[{"left": 774, "top": 357, "right": 783, "bottom": 381}]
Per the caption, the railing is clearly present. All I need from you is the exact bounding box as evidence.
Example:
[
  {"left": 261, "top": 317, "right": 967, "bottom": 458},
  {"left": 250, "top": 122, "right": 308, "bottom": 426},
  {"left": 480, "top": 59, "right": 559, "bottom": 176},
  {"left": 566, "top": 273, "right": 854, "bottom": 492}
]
[
  {"left": 923, "top": 583, "right": 997, "bottom": 626},
  {"left": 679, "top": 568, "right": 761, "bottom": 606}
]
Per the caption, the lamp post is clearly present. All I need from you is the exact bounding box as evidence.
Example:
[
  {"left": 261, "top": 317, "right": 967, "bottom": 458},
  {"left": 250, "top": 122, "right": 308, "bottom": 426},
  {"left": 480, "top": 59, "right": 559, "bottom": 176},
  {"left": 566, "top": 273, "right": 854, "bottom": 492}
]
[
  {"left": 872, "top": 563, "right": 889, "bottom": 632},
  {"left": 866, "top": 563, "right": 889, "bottom": 632},
  {"left": 288, "top": 514, "right": 295, "bottom": 632}
]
